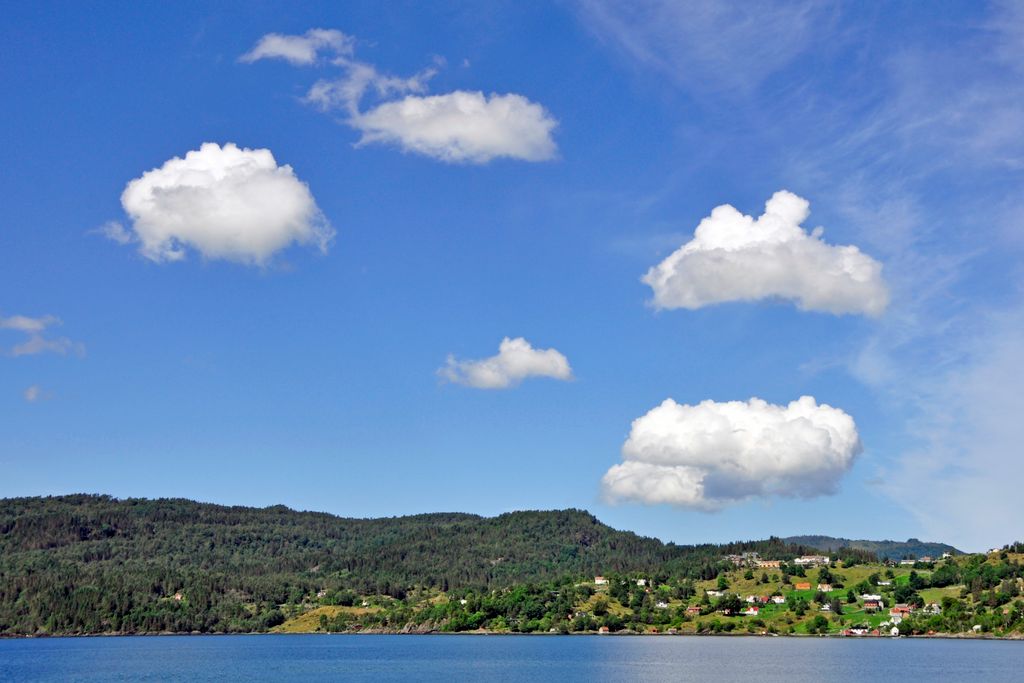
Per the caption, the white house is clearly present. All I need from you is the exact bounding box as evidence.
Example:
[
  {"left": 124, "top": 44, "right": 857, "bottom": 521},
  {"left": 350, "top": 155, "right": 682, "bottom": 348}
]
[
  {"left": 636, "top": 579, "right": 647, "bottom": 587},
  {"left": 794, "top": 555, "right": 830, "bottom": 566},
  {"left": 655, "top": 601, "right": 669, "bottom": 609},
  {"left": 594, "top": 576, "right": 608, "bottom": 585},
  {"left": 771, "top": 595, "right": 786, "bottom": 604},
  {"left": 743, "top": 605, "right": 760, "bottom": 616}
]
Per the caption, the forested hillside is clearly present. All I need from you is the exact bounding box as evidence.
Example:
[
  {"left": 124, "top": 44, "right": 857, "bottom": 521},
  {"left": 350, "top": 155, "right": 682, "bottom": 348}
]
[
  {"left": 783, "top": 535, "right": 960, "bottom": 561},
  {"left": 0, "top": 494, "right": 846, "bottom": 635}
]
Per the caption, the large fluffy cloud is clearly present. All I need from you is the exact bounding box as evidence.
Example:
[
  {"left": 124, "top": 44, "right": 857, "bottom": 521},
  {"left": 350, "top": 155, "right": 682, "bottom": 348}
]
[
  {"left": 116, "top": 143, "right": 333, "bottom": 265},
  {"left": 239, "top": 28, "right": 353, "bottom": 66},
  {"left": 352, "top": 91, "right": 558, "bottom": 163},
  {"left": 643, "top": 191, "right": 889, "bottom": 316},
  {"left": 242, "top": 29, "right": 558, "bottom": 164},
  {"left": 0, "top": 314, "right": 80, "bottom": 357},
  {"left": 440, "top": 337, "right": 573, "bottom": 389},
  {"left": 602, "top": 396, "right": 861, "bottom": 510}
]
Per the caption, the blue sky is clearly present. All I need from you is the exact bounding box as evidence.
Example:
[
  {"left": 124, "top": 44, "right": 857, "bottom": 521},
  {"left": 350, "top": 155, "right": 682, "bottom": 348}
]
[{"left": 3, "top": 1, "right": 1022, "bottom": 551}]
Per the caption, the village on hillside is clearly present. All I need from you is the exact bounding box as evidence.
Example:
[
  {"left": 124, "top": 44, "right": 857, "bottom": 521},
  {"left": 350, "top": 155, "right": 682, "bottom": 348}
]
[
  {"left": 579, "top": 552, "right": 959, "bottom": 637},
  {"left": 282, "top": 546, "right": 1024, "bottom": 637}
]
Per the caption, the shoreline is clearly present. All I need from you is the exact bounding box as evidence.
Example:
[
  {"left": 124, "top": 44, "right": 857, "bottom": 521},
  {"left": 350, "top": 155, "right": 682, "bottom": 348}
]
[{"left": 3, "top": 630, "right": 1022, "bottom": 641}]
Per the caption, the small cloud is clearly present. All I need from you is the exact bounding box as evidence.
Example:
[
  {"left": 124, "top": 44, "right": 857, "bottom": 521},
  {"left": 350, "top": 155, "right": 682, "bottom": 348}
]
[
  {"left": 91, "top": 220, "right": 135, "bottom": 245},
  {"left": 12, "top": 335, "right": 77, "bottom": 357},
  {"left": 602, "top": 396, "right": 862, "bottom": 510},
  {"left": 643, "top": 191, "right": 889, "bottom": 316},
  {"left": 1, "top": 314, "right": 82, "bottom": 357},
  {"left": 353, "top": 91, "right": 558, "bottom": 164},
  {"left": 23, "top": 385, "right": 49, "bottom": 402},
  {"left": 0, "top": 314, "right": 58, "bottom": 334},
  {"left": 440, "top": 337, "right": 573, "bottom": 389},
  {"left": 243, "top": 28, "right": 558, "bottom": 165},
  {"left": 239, "top": 28, "right": 354, "bottom": 66},
  {"left": 116, "top": 142, "right": 333, "bottom": 265}
]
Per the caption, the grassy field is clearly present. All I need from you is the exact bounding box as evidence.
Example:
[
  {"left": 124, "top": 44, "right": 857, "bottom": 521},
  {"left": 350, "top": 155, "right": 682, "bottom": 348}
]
[{"left": 272, "top": 605, "right": 380, "bottom": 634}]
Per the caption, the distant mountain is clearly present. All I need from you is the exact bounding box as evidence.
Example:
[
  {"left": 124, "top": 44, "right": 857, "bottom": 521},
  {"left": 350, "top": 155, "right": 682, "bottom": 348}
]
[{"left": 783, "top": 534, "right": 960, "bottom": 560}]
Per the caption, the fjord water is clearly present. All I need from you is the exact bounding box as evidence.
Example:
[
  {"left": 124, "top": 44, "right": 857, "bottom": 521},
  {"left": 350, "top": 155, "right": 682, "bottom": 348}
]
[{"left": 1, "top": 635, "right": 1020, "bottom": 682}]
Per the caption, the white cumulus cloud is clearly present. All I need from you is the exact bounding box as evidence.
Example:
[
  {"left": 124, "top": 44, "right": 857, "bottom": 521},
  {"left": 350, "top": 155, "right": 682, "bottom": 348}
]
[
  {"left": 116, "top": 142, "right": 333, "bottom": 265},
  {"left": 602, "top": 396, "right": 862, "bottom": 510},
  {"left": 239, "top": 28, "right": 353, "bottom": 66},
  {"left": 353, "top": 91, "right": 558, "bottom": 163},
  {"left": 643, "top": 191, "right": 889, "bottom": 316},
  {"left": 440, "top": 337, "right": 573, "bottom": 389},
  {"left": 243, "top": 28, "right": 558, "bottom": 164}
]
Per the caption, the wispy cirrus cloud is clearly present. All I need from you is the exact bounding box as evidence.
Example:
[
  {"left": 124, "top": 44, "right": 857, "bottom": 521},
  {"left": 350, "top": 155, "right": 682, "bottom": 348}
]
[
  {"left": 242, "top": 28, "right": 558, "bottom": 164},
  {"left": 577, "top": 0, "right": 831, "bottom": 94},
  {"left": 775, "top": 5, "right": 1024, "bottom": 548},
  {"left": 870, "top": 309, "right": 1024, "bottom": 550},
  {"left": 0, "top": 314, "right": 82, "bottom": 357}
]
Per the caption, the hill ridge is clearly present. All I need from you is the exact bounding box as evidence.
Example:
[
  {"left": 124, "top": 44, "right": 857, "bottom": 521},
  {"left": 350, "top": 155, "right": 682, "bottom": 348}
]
[{"left": 783, "top": 534, "right": 960, "bottom": 560}]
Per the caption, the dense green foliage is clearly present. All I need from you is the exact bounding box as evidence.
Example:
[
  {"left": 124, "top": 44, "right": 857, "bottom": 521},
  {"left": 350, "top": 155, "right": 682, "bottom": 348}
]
[
  {"left": 784, "top": 535, "right": 960, "bottom": 561},
  {"left": 0, "top": 494, "right": 828, "bottom": 635},
  {"left": 895, "top": 553, "right": 1024, "bottom": 635}
]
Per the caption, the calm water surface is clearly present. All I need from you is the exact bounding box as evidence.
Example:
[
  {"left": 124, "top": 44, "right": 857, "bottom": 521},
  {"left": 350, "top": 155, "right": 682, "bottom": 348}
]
[{"left": 0, "top": 634, "right": 1020, "bottom": 682}]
